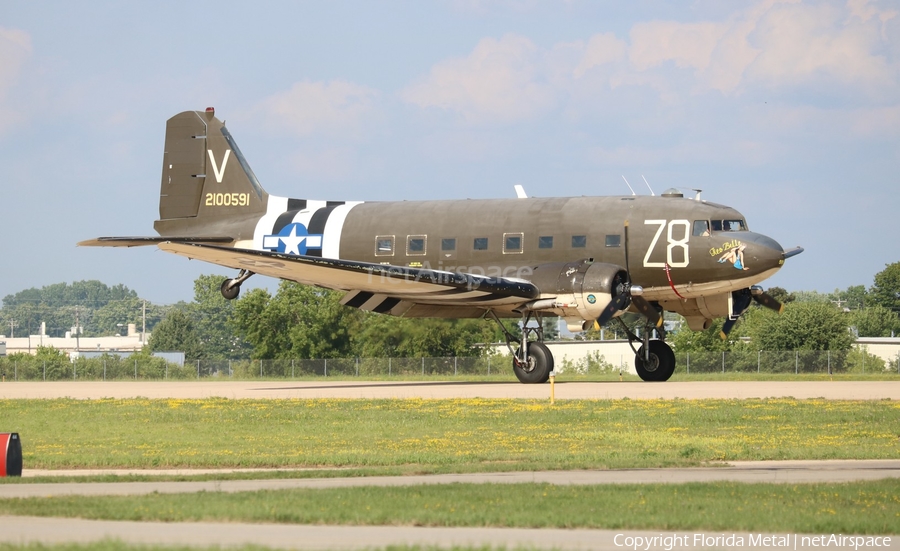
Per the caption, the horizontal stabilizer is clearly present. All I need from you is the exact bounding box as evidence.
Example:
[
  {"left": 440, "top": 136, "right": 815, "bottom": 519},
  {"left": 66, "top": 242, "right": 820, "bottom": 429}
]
[{"left": 78, "top": 236, "right": 235, "bottom": 248}]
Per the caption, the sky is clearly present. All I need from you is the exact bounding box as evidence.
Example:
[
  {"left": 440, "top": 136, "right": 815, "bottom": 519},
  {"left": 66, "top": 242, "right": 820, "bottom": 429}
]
[{"left": 1, "top": 0, "right": 898, "bottom": 306}]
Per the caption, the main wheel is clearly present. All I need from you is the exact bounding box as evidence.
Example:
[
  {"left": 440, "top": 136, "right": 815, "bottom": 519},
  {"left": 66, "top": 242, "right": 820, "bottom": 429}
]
[
  {"left": 513, "top": 341, "right": 554, "bottom": 384},
  {"left": 634, "top": 340, "right": 675, "bottom": 382},
  {"left": 220, "top": 279, "right": 240, "bottom": 300}
]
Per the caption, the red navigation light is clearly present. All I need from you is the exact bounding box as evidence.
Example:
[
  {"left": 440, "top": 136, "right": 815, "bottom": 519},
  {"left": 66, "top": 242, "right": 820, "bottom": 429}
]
[{"left": 205, "top": 107, "right": 215, "bottom": 113}]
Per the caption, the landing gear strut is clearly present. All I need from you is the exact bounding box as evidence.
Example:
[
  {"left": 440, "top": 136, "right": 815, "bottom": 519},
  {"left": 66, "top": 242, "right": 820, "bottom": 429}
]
[
  {"left": 616, "top": 317, "right": 676, "bottom": 382},
  {"left": 489, "top": 310, "right": 553, "bottom": 384},
  {"left": 220, "top": 269, "right": 254, "bottom": 300}
]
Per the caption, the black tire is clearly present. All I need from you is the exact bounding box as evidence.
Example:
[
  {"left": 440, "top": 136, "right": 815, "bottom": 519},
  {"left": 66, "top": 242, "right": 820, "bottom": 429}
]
[
  {"left": 220, "top": 279, "right": 240, "bottom": 300},
  {"left": 634, "top": 340, "right": 676, "bottom": 382},
  {"left": 513, "top": 341, "right": 554, "bottom": 384}
]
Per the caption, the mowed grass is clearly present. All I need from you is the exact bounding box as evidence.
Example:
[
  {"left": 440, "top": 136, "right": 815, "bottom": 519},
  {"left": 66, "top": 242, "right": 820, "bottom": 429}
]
[
  {"left": 1, "top": 481, "right": 898, "bottom": 534},
  {"left": 1, "top": 398, "right": 898, "bottom": 471}
]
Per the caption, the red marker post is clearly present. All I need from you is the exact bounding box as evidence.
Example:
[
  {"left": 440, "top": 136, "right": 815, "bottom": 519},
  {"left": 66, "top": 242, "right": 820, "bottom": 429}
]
[{"left": 0, "top": 433, "right": 22, "bottom": 477}]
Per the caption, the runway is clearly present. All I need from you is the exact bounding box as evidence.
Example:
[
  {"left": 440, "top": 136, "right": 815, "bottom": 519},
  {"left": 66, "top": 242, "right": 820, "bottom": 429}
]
[{"left": 2, "top": 379, "right": 900, "bottom": 400}]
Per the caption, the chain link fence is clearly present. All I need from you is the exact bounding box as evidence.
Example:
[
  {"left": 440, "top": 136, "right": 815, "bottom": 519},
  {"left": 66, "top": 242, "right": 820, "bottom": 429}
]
[
  {"left": 0, "top": 350, "right": 898, "bottom": 381},
  {"left": 678, "top": 348, "right": 898, "bottom": 374}
]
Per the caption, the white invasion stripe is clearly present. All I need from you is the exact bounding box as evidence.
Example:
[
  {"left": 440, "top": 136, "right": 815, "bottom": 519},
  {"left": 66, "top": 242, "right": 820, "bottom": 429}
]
[
  {"left": 253, "top": 196, "right": 289, "bottom": 250},
  {"left": 322, "top": 202, "right": 362, "bottom": 259}
]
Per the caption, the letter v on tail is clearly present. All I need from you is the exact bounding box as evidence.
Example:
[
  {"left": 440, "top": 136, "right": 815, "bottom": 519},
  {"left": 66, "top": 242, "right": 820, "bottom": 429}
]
[{"left": 208, "top": 149, "right": 231, "bottom": 183}]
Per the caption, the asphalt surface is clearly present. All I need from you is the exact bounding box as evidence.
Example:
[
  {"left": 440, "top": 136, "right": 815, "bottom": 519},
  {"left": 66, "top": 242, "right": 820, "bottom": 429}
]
[
  {"left": 2, "top": 380, "right": 899, "bottom": 549},
  {"left": 3, "top": 379, "right": 900, "bottom": 400}
]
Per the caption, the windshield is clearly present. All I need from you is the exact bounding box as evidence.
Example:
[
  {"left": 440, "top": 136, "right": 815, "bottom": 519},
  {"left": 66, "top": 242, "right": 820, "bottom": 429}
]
[{"left": 710, "top": 219, "right": 747, "bottom": 232}]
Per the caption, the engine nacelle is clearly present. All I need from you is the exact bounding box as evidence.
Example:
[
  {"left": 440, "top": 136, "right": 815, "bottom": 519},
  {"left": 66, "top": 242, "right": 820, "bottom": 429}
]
[{"left": 528, "top": 259, "right": 628, "bottom": 323}]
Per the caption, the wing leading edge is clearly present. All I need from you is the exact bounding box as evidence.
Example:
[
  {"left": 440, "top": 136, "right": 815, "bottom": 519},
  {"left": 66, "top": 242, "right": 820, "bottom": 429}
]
[{"left": 157, "top": 242, "right": 539, "bottom": 316}]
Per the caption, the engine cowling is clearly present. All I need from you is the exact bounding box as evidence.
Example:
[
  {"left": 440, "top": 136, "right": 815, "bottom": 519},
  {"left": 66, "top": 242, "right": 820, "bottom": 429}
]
[{"left": 528, "top": 259, "right": 628, "bottom": 325}]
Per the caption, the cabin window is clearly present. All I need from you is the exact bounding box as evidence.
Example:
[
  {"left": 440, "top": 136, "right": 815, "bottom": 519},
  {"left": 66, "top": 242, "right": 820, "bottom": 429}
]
[
  {"left": 605, "top": 234, "right": 621, "bottom": 247},
  {"left": 538, "top": 236, "right": 554, "bottom": 249},
  {"left": 407, "top": 235, "right": 426, "bottom": 256},
  {"left": 503, "top": 232, "right": 524, "bottom": 254},
  {"left": 571, "top": 235, "right": 587, "bottom": 248},
  {"left": 441, "top": 238, "right": 456, "bottom": 252},
  {"left": 711, "top": 220, "right": 723, "bottom": 232},
  {"left": 375, "top": 235, "right": 395, "bottom": 257},
  {"left": 473, "top": 237, "right": 489, "bottom": 251},
  {"left": 693, "top": 220, "right": 710, "bottom": 236}
]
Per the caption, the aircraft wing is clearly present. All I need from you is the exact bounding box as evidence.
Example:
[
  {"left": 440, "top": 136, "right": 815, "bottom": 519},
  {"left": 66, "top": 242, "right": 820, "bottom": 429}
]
[
  {"left": 78, "top": 236, "right": 234, "bottom": 247},
  {"left": 157, "top": 242, "right": 539, "bottom": 317}
]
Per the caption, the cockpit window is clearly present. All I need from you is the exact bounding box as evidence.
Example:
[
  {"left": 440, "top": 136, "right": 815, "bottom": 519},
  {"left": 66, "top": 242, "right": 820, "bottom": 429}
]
[
  {"left": 692, "top": 220, "right": 710, "bottom": 237},
  {"left": 710, "top": 219, "right": 747, "bottom": 232}
]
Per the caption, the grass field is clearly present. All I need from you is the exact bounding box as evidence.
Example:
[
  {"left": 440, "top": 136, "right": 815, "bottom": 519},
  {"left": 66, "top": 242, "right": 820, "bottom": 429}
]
[
  {"left": 1, "top": 398, "right": 898, "bottom": 471},
  {"left": 1, "top": 396, "right": 898, "bottom": 546}
]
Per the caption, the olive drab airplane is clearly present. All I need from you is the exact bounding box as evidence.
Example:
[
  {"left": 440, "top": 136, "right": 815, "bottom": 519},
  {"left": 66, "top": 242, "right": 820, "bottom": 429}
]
[{"left": 80, "top": 108, "right": 803, "bottom": 383}]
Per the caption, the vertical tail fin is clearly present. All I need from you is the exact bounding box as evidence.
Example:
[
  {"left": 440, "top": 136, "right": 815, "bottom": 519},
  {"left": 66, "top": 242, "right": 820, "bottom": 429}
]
[{"left": 154, "top": 108, "right": 268, "bottom": 239}]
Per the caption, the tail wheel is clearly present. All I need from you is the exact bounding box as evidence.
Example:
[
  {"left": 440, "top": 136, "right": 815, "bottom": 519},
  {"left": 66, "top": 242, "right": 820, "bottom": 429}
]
[
  {"left": 635, "top": 340, "right": 675, "bottom": 382},
  {"left": 220, "top": 279, "right": 240, "bottom": 300},
  {"left": 513, "top": 341, "right": 554, "bottom": 384}
]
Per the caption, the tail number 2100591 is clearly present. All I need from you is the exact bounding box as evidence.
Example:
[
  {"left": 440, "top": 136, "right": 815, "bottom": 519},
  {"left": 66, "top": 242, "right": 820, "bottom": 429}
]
[
  {"left": 205, "top": 192, "right": 250, "bottom": 207},
  {"left": 643, "top": 219, "right": 690, "bottom": 268}
]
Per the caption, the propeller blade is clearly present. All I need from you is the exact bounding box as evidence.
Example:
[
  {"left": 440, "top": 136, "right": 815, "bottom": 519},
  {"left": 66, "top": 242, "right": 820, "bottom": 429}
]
[
  {"left": 720, "top": 317, "right": 739, "bottom": 340},
  {"left": 596, "top": 293, "right": 629, "bottom": 327},
  {"left": 751, "top": 289, "right": 784, "bottom": 313},
  {"left": 632, "top": 296, "right": 662, "bottom": 328}
]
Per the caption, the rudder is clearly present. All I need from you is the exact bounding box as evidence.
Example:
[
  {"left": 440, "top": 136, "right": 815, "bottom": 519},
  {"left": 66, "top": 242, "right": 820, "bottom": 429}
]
[{"left": 155, "top": 108, "right": 268, "bottom": 238}]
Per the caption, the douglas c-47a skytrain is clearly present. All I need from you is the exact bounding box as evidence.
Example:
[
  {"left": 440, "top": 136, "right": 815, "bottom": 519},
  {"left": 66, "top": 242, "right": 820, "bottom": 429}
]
[{"left": 80, "top": 108, "right": 803, "bottom": 383}]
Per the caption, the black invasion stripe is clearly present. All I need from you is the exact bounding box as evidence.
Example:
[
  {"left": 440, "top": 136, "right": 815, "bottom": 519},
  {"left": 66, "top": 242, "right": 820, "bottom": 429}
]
[
  {"left": 305, "top": 204, "right": 341, "bottom": 258},
  {"left": 344, "top": 291, "right": 374, "bottom": 309},
  {"left": 272, "top": 211, "right": 300, "bottom": 234},
  {"left": 373, "top": 297, "right": 401, "bottom": 314}
]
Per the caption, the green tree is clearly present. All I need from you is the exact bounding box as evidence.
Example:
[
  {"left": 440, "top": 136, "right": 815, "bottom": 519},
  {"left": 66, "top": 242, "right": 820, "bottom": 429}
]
[
  {"left": 746, "top": 302, "right": 853, "bottom": 351},
  {"left": 766, "top": 286, "right": 795, "bottom": 305},
  {"left": 830, "top": 285, "right": 867, "bottom": 311},
  {"left": 850, "top": 306, "right": 899, "bottom": 337},
  {"left": 869, "top": 262, "right": 900, "bottom": 313},
  {"left": 670, "top": 317, "right": 729, "bottom": 352},
  {"left": 231, "top": 282, "right": 361, "bottom": 359},
  {"left": 148, "top": 309, "right": 203, "bottom": 360},
  {"left": 188, "top": 274, "right": 250, "bottom": 359}
]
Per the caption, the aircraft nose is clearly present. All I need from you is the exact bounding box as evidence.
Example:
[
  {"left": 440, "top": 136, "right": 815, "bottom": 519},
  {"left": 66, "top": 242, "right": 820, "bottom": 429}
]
[{"left": 741, "top": 232, "right": 786, "bottom": 270}]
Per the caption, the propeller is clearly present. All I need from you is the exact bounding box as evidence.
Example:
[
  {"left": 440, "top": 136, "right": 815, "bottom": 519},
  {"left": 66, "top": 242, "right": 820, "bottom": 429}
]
[
  {"left": 594, "top": 221, "right": 663, "bottom": 329},
  {"left": 719, "top": 286, "right": 784, "bottom": 339}
]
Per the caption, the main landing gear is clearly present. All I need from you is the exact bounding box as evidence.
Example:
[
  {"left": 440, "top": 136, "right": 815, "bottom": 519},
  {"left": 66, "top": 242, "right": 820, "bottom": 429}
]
[
  {"left": 489, "top": 311, "right": 553, "bottom": 384},
  {"left": 615, "top": 317, "right": 676, "bottom": 382},
  {"left": 488, "top": 309, "right": 676, "bottom": 383},
  {"left": 220, "top": 269, "right": 254, "bottom": 300}
]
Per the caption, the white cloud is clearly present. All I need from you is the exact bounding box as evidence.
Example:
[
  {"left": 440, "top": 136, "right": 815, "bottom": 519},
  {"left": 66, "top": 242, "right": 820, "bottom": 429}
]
[
  {"left": 401, "top": 34, "right": 555, "bottom": 124},
  {"left": 573, "top": 33, "right": 627, "bottom": 78},
  {"left": 629, "top": 21, "right": 728, "bottom": 73},
  {"left": 747, "top": 2, "right": 896, "bottom": 91},
  {"left": 253, "top": 80, "right": 378, "bottom": 138},
  {"left": 0, "top": 27, "right": 32, "bottom": 134}
]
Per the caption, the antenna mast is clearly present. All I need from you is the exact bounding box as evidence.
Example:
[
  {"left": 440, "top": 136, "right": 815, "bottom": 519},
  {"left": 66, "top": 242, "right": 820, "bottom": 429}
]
[
  {"left": 621, "top": 176, "right": 636, "bottom": 196},
  {"left": 641, "top": 175, "right": 655, "bottom": 196}
]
